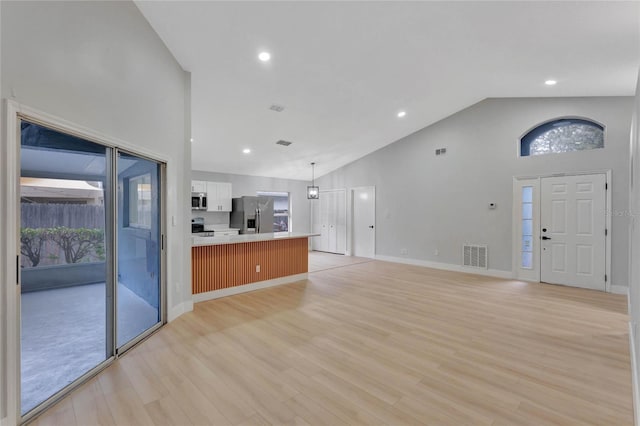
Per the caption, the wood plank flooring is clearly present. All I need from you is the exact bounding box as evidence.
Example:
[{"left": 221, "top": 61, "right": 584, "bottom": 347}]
[
  {"left": 32, "top": 259, "right": 633, "bottom": 425},
  {"left": 308, "top": 251, "right": 373, "bottom": 273}
]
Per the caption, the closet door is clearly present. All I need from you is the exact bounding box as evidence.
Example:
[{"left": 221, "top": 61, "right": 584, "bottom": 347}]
[
  {"left": 336, "top": 190, "right": 347, "bottom": 254},
  {"left": 327, "top": 191, "right": 337, "bottom": 252},
  {"left": 311, "top": 198, "right": 322, "bottom": 251},
  {"left": 312, "top": 190, "right": 346, "bottom": 255},
  {"left": 319, "top": 193, "right": 329, "bottom": 251}
]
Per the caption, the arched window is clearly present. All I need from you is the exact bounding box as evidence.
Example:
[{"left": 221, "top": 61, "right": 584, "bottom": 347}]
[{"left": 520, "top": 118, "right": 604, "bottom": 157}]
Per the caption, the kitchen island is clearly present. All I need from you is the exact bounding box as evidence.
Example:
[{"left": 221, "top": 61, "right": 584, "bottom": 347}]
[{"left": 191, "top": 232, "right": 318, "bottom": 302}]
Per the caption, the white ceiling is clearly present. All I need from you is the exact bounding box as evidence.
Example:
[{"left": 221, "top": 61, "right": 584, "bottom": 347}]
[{"left": 136, "top": 1, "right": 640, "bottom": 181}]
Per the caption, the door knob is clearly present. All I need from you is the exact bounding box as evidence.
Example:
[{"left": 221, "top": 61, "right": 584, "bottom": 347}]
[
  {"left": 542, "top": 236, "right": 551, "bottom": 240},
  {"left": 369, "top": 225, "right": 374, "bottom": 229}
]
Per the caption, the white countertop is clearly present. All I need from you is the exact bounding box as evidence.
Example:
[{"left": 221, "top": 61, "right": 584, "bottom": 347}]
[
  {"left": 203, "top": 225, "right": 240, "bottom": 232},
  {"left": 192, "top": 232, "right": 320, "bottom": 247}
]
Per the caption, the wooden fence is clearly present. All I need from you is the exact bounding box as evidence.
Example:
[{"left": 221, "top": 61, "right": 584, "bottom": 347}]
[{"left": 21, "top": 203, "right": 105, "bottom": 229}]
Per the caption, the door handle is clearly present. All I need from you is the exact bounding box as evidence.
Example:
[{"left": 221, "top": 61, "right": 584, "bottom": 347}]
[
  {"left": 541, "top": 236, "right": 551, "bottom": 240},
  {"left": 369, "top": 225, "right": 374, "bottom": 229}
]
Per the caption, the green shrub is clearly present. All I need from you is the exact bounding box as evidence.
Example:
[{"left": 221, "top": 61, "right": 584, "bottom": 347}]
[
  {"left": 20, "top": 227, "right": 105, "bottom": 266},
  {"left": 20, "top": 228, "right": 49, "bottom": 267},
  {"left": 48, "top": 227, "right": 105, "bottom": 264}
]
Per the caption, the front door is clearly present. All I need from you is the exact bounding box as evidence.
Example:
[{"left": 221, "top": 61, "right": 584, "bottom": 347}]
[{"left": 540, "top": 174, "right": 606, "bottom": 291}]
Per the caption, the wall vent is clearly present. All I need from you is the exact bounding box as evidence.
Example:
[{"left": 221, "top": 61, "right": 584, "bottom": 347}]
[
  {"left": 276, "top": 140, "right": 292, "bottom": 146},
  {"left": 463, "top": 244, "right": 488, "bottom": 269}
]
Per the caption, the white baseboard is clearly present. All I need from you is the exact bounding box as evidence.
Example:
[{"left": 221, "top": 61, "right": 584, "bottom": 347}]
[
  {"left": 629, "top": 320, "right": 639, "bottom": 426},
  {"left": 375, "top": 255, "right": 513, "bottom": 280},
  {"left": 167, "top": 299, "right": 194, "bottom": 322},
  {"left": 193, "top": 273, "right": 308, "bottom": 303},
  {"left": 611, "top": 285, "right": 629, "bottom": 295}
]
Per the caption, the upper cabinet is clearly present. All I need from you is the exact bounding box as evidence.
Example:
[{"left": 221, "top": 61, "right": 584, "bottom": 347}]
[
  {"left": 206, "top": 181, "right": 232, "bottom": 212},
  {"left": 191, "top": 180, "right": 207, "bottom": 193}
]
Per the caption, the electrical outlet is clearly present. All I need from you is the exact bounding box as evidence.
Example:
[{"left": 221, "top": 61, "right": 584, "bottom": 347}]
[
  {"left": 434, "top": 249, "right": 439, "bottom": 256},
  {"left": 400, "top": 248, "right": 408, "bottom": 255},
  {"left": 256, "top": 264, "right": 260, "bottom": 273}
]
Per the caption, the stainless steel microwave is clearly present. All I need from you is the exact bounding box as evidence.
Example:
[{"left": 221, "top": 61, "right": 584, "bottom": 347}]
[{"left": 191, "top": 192, "right": 207, "bottom": 210}]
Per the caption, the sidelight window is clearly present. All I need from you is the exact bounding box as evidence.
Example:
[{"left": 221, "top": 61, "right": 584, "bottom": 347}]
[{"left": 521, "top": 186, "right": 534, "bottom": 269}]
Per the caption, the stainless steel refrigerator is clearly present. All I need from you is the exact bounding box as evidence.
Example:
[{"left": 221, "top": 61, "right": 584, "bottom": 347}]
[{"left": 230, "top": 196, "right": 274, "bottom": 234}]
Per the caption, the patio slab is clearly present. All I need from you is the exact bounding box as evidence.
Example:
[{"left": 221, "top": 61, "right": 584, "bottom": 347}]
[{"left": 21, "top": 282, "right": 158, "bottom": 413}]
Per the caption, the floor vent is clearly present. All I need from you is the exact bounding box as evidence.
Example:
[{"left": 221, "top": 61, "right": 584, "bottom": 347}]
[{"left": 463, "top": 244, "right": 488, "bottom": 269}]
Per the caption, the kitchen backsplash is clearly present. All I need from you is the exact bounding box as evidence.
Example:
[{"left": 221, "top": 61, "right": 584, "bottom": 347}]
[{"left": 191, "top": 211, "right": 229, "bottom": 225}]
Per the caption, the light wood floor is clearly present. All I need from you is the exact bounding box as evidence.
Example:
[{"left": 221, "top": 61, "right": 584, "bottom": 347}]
[
  {"left": 308, "top": 251, "right": 373, "bottom": 273},
  {"left": 33, "top": 260, "right": 633, "bottom": 425}
]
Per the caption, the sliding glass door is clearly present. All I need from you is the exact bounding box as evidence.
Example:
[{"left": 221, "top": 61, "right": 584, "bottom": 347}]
[
  {"left": 19, "top": 121, "right": 113, "bottom": 415},
  {"left": 116, "top": 152, "right": 162, "bottom": 350},
  {"left": 19, "top": 120, "right": 164, "bottom": 419}
]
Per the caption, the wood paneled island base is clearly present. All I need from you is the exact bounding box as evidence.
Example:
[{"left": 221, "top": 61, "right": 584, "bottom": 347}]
[{"left": 192, "top": 234, "right": 311, "bottom": 301}]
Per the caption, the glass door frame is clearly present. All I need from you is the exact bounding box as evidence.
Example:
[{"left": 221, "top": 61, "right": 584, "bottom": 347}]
[
  {"left": 9, "top": 108, "right": 167, "bottom": 424},
  {"left": 113, "top": 148, "right": 167, "bottom": 356}
]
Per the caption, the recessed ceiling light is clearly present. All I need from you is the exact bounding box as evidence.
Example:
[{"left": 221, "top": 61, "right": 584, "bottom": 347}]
[
  {"left": 243, "top": 148, "right": 251, "bottom": 154},
  {"left": 397, "top": 111, "right": 406, "bottom": 118},
  {"left": 545, "top": 80, "right": 557, "bottom": 86},
  {"left": 258, "top": 52, "right": 271, "bottom": 62},
  {"left": 190, "top": 138, "right": 194, "bottom": 143}
]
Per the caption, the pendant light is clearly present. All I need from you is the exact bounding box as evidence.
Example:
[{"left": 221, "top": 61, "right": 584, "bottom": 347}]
[{"left": 307, "top": 162, "right": 319, "bottom": 199}]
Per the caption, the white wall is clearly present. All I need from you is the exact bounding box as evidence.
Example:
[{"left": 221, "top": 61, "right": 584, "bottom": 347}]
[
  {"left": 318, "top": 97, "right": 633, "bottom": 287},
  {"left": 1, "top": 1, "right": 190, "bottom": 422},
  {"left": 191, "top": 170, "right": 311, "bottom": 233}
]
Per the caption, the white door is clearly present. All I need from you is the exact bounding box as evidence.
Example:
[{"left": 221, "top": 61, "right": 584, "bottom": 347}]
[
  {"left": 352, "top": 186, "right": 375, "bottom": 258},
  {"left": 540, "top": 174, "right": 606, "bottom": 291},
  {"left": 336, "top": 190, "right": 347, "bottom": 254},
  {"left": 312, "top": 190, "right": 346, "bottom": 254},
  {"left": 319, "top": 193, "right": 329, "bottom": 251},
  {"left": 327, "top": 191, "right": 337, "bottom": 252},
  {"left": 311, "top": 199, "right": 322, "bottom": 251}
]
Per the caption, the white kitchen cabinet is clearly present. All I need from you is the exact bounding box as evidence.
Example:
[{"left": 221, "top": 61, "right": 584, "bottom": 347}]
[
  {"left": 206, "top": 181, "right": 232, "bottom": 212},
  {"left": 191, "top": 180, "right": 207, "bottom": 193},
  {"left": 312, "top": 189, "right": 346, "bottom": 254}
]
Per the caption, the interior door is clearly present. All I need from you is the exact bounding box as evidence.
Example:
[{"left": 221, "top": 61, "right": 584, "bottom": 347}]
[
  {"left": 540, "top": 174, "right": 606, "bottom": 291},
  {"left": 327, "top": 192, "right": 337, "bottom": 252},
  {"left": 352, "top": 186, "right": 376, "bottom": 258},
  {"left": 336, "top": 190, "right": 347, "bottom": 254},
  {"left": 319, "top": 194, "right": 329, "bottom": 251}
]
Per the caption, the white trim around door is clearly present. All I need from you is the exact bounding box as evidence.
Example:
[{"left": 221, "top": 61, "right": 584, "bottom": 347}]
[
  {"left": 2, "top": 99, "right": 169, "bottom": 423},
  {"left": 512, "top": 170, "right": 612, "bottom": 293}
]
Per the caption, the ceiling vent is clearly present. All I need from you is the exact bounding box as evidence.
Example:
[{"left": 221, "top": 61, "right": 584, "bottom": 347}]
[
  {"left": 269, "top": 104, "right": 285, "bottom": 112},
  {"left": 276, "top": 140, "right": 292, "bottom": 146}
]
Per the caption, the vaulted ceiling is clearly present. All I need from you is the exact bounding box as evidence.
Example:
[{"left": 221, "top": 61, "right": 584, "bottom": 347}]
[{"left": 136, "top": 1, "right": 639, "bottom": 180}]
